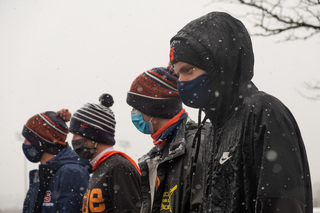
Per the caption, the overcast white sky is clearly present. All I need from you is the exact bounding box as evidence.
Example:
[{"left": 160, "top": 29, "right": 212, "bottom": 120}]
[{"left": 1, "top": 0, "right": 319, "bottom": 210}]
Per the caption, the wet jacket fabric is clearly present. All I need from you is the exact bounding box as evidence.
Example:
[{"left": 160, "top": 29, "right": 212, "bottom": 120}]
[
  {"left": 23, "top": 144, "right": 91, "bottom": 213},
  {"left": 139, "top": 117, "right": 209, "bottom": 213},
  {"left": 83, "top": 151, "right": 142, "bottom": 213},
  {"left": 171, "top": 12, "right": 312, "bottom": 213}
]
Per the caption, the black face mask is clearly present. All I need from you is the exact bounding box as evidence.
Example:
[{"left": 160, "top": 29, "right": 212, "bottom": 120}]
[
  {"left": 177, "top": 73, "right": 211, "bottom": 108},
  {"left": 22, "top": 144, "right": 44, "bottom": 163},
  {"left": 72, "top": 139, "right": 97, "bottom": 160}
]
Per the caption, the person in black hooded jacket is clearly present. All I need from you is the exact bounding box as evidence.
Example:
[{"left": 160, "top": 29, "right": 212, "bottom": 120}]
[{"left": 169, "top": 12, "right": 312, "bottom": 213}]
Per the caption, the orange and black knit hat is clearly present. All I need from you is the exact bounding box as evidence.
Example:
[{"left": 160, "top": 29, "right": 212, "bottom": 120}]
[
  {"left": 126, "top": 67, "right": 182, "bottom": 118},
  {"left": 22, "top": 109, "right": 71, "bottom": 155}
]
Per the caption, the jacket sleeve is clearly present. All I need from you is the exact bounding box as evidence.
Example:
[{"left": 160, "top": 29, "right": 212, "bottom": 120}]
[
  {"left": 252, "top": 104, "right": 312, "bottom": 213},
  {"left": 55, "top": 165, "right": 90, "bottom": 213},
  {"left": 108, "top": 162, "right": 142, "bottom": 213},
  {"left": 23, "top": 170, "right": 39, "bottom": 213}
]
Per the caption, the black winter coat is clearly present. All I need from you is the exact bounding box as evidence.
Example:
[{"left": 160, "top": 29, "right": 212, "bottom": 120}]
[
  {"left": 83, "top": 153, "right": 142, "bottom": 213},
  {"left": 139, "top": 117, "right": 209, "bottom": 213},
  {"left": 171, "top": 12, "right": 312, "bottom": 213}
]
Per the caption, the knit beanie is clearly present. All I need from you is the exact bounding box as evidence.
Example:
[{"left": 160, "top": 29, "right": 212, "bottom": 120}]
[
  {"left": 69, "top": 94, "right": 116, "bottom": 145},
  {"left": 126, "top": 67, "right": 182, "bottom": 118},
  {"left": 170, "top": 39, "right": 206, "bottom": 71},
  {"left": 22, "top": 109, "right": 71, "bottom": 155}
]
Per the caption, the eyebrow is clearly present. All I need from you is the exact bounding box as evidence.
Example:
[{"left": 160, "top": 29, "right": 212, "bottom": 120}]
[{"left": 175, "top": 64, "right": 193, "bottom": 74}]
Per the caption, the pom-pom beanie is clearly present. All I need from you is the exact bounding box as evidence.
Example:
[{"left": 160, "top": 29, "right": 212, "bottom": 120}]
[
  {"left": 22, "top": 109, "right": 71, "bottom": 155},
  {"left": 126, "top": 67, "right": 182, "bottom": 118},
  {"left": 69, "top": 94, "right": 116, "bottom": 145}
]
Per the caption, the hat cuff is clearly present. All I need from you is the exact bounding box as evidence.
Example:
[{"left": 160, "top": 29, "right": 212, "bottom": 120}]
[
  {"left": 170, "top": 39, "right": 206, "bottom": 71},
  {"left": 69, "top": 118, "right": 115, "bottom": 145},
  {"left": 127, "top": 92, "right": 182, "bottom": 118},
  {"left": 22, "top": 125, "right": 64, "bottom": 155}
]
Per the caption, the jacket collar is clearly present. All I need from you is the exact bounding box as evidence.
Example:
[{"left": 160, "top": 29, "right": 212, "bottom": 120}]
[{"left": 141, "top": 117, "right": 190, "bottom": 164}]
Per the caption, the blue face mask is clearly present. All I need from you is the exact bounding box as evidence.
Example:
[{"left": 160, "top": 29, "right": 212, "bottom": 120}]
[
  {"left": 131, "top": 110, "right": 154, "bottom": 134},
  {"left": 22, "top": 143, "right": 44, "bottom": 163},
  {"left": 177, "top": 73, "right": 211, "bottom": 108}
]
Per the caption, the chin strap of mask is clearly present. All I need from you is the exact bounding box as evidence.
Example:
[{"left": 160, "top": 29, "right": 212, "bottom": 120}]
[{"left": 190, "top": 108, "right": 209, "bottom": 188}]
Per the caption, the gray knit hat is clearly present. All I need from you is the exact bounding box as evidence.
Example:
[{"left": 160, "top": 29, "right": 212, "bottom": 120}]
[{"left": 69, "top": 94, "right": 116, "bottom": 145}]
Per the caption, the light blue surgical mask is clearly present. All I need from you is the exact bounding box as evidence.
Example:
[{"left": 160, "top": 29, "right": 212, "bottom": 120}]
[
  {"left": 177, "top": 73, "right": 211, "bottom": 108},
  {"left": 22, "top": 143, "right": 44, "bottom": 163},
  {"left": 131, "top": 110, "right": 154, "bottom": 134}
]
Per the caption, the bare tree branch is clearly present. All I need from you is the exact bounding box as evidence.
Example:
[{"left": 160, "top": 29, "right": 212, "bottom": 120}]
[
  {"left": 209, "top": 0, "right": 320, "bottom": 40},
  {"left": 296, "top": 81, "right": 320, "bottom": 100},
  {"left": 207, "top": 0, "right": 320, "bottom": 100}
]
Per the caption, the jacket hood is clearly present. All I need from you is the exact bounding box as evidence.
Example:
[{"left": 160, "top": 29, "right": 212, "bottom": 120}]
[
  {"left": 170, "top": 12, "right": 257, "bottom": 125},
  {"left": 43, "top": 143, "right": 92, "bottom": 173}
]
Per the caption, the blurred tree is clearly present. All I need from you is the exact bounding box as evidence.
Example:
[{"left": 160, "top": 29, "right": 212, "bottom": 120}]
[
  {"left": 209, "top": 0, "right": 320, "bottom": 40},
  {"left": 314, "top": 183, "right": 320, "bottom": 207},
  {"left": 118, "top": 140, "right": 130, "bottom": 153},
  {"left": 297, "top": 81, "right": 320, "bottom": 101},
  {"left": 208, "top": 0, "right": 320, "bottom": 100}
]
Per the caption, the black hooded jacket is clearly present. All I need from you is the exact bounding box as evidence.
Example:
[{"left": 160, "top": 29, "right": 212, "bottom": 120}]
[{"left": 170, "top": 12, "right": 312, "bottom": 213}]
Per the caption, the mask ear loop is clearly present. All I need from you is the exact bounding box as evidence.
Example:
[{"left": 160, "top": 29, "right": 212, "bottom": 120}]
[
  {"left": 90, "top": 141, "right": 98, "bottom": 148},
  {"left": 148, "top": 117, "right": 154, "bottom": 134}
]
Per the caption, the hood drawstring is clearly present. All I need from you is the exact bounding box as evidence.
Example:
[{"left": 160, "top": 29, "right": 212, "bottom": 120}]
[{"left": 190, "top": 108, "right": 209, "bottom": 186}]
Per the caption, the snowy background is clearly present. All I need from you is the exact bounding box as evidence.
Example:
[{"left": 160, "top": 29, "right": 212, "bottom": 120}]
[{"left": 0, "top": 0, "right": 319, "bottom": 211}]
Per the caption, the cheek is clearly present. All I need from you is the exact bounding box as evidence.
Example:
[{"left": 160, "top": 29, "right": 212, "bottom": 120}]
[
  {"left": 87, "top": 141, "right": 95, "bottom": 148},
  {"left": 194, "top": 69, "right": 206, "bottom": 78},
  {"left": 23, "top": 140, "right": 31, "bottom": 145},
  {"left": 72, "top": 134, "right": 82, "bottom": 140},
  {"left": 142, "top": 114, "right": 151, "bottom": 122}
]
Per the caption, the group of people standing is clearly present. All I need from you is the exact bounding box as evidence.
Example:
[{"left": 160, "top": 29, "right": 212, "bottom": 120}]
[{"left": 21, "top": 12, "right": 312, "bottom": 213}]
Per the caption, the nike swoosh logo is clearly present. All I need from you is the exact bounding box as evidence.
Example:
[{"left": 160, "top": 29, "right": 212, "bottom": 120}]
[{"left": 219, "top": 152, "right": 232, "bottom": 164}]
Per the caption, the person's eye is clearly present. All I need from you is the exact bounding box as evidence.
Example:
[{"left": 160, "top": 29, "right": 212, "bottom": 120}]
[{"left": 187, "top": 67, "right": 196, "bottom": 73}]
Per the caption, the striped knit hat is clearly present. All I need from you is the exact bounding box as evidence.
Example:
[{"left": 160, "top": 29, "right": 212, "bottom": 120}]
[
  {"left": 22, "top": 109, "right": 71, "bottom": 155},
  {"left": 69, "top": 94, "right": 116, "bottom": 145},
  {"left": 126, "top": 67, "right": 182, "bottom": 118}
]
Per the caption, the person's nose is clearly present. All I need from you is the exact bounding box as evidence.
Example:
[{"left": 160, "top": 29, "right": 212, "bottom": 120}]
[{"left": 178, "top": 74, "right": 187, "bottom": 82}]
